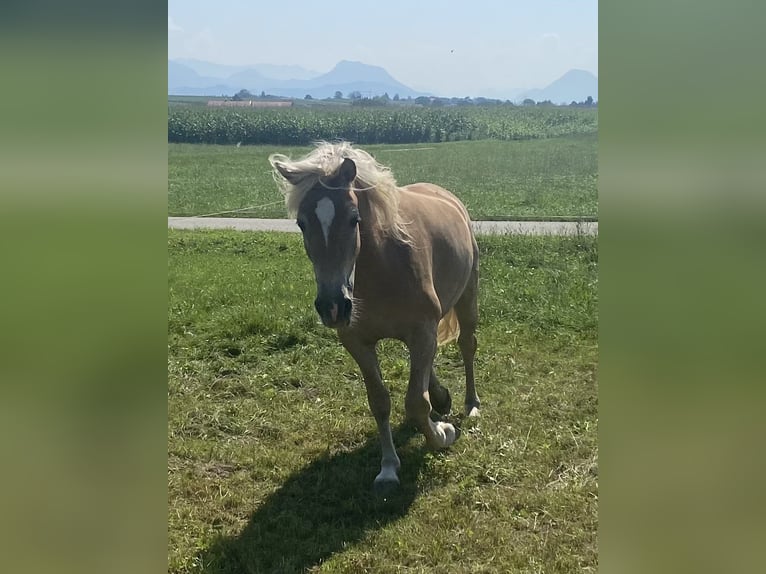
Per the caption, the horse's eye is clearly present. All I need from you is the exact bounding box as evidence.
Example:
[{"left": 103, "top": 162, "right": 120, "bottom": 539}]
[{"left": 296, "top": 219, "right": 306, "bottom": 232}]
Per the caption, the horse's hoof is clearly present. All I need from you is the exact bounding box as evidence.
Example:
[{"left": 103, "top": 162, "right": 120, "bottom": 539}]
[
  {"left": 465, "top": 405, "right": 480, "bottom": 418},
  {"left": 431, "top": 387, "right": 452, "bottom": 416},
  {"left": 373, "top": 476, "right": 400, "bottom": 497},
  {"left": 443, "top": 422, "right": 456, "bottom": 445},
  {"left": 431, "top": 421, "right": 458, "bottom": 448}
]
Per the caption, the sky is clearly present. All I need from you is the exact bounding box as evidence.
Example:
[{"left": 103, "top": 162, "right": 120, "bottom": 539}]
[{"left": 168, "top": 0, "right": 597, "bottom": 98}]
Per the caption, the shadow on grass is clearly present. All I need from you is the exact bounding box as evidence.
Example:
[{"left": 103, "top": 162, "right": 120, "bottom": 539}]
[{"left": 199, "top": 425, "right": 427, "bottom": 573}]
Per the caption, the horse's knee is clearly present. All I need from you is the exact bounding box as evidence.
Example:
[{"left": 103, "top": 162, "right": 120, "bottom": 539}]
[
  {"left": 458, "top": 332, "right": 477, "bottom": 355},
  {"left": 405, "top": 391, "right": 431, "bottom": 422}
]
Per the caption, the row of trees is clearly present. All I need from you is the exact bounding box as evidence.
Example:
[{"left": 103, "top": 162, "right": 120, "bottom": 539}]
[
  {"left": 229, "top": 88, "right": 596, "bottom": 108},
  {"left": 332, "top": 92, "right": 597, "bottom": 107},
  {"left": 231, "top": 89, "right": 268, "bottom": 100},
  {"left": 522, "top": 96, "right": 596, "bottom": 108}
]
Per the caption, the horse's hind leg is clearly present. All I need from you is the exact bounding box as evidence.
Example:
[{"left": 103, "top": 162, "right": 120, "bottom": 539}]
[
  {"left": 428, "top": 368, "right": 452, "bottom": 416},
  {"left": 340, "top": 334, "right": 400, "bottom": 490},
  {"left": 405, "top": 323, "right": 457, "bottom": 449},
  {"left": 455, "top": 263, "right": 480, "bottom": 417}
]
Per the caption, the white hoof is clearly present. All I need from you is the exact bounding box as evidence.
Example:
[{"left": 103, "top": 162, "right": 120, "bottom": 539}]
[
  {"left": 466, "top": 406, "right": 480, "bottom": 417},
  {"left": 432, "top": 421, "right": 457, "bottom": 448}
]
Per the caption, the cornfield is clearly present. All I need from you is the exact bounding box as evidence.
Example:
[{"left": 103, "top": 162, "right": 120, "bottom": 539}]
[{"left": 168, "top": 106, "right": 597, "bottom": 145}]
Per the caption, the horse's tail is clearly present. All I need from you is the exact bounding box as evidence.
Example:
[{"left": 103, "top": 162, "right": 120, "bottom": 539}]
[{"left": 436, "top": 308, "right": 460, "bottom": 346}]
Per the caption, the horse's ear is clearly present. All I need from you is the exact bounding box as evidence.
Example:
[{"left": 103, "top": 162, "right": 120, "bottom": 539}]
[
  {"left": 271, "top": 160, "right": 303, "bottom": 184},
  {"left": 338, "top": 157, "right": 357, "bottom": 184}
]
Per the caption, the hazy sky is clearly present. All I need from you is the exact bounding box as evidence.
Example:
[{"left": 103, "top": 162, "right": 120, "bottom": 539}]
[{"left": 168, "top": 0, "right": 597, "bottom": 97}]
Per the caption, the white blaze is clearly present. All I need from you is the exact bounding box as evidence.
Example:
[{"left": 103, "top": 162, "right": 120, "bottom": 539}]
[{"left": 315, "top": 197, "right": 335, "bottom": 245}]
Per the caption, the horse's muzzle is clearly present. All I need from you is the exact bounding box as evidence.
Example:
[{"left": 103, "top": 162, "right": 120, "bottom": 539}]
[{"left": 315, "top": 294, "right": 352, "bottom": 328}]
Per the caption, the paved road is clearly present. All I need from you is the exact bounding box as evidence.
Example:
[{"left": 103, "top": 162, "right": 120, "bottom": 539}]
[{"left": 168, "top": 217, "right": 598, "bottom": 236}]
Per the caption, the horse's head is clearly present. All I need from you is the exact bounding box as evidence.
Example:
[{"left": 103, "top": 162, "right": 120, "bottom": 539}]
[{"left": 276, "top": 157, "right": 361, "bottom": 328}]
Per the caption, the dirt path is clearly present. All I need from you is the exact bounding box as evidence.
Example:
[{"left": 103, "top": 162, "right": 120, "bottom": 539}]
[{"left": 168, "top": 217, "right": 597, "bottom": 236}]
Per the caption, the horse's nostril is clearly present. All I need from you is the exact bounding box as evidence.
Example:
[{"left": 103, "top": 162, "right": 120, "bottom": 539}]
[{"left": 315, "top": 294, "right": 351, "bottom": 325}]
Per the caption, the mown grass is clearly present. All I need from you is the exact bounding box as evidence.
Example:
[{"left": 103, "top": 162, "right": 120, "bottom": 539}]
[
  {"left": 168, "top": 230, "right": 598, "bottom": 573},
  {"left": 168, "top": 133, "right": 597, "bottom": 220}
]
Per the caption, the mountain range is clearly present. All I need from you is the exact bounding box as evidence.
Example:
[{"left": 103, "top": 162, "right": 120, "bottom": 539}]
[
  {"left": 168, "top": 59, "right": 597, "bottom": 103},
  {"left": 518, "top": 69, "right": 598, "bottom": 104},
  {"left": 168, "top": 59, "right": 426, "bottom": 99}
]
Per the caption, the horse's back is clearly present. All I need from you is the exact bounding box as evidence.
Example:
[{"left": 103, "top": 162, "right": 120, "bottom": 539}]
[
  {"left": 401, "top": 183, "right": 471, "bottom": 225},
  {"left": 400, "top": 182, "right": 476, "bottom": 250}
]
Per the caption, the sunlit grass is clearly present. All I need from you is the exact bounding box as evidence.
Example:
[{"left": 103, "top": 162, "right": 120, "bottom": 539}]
[
  {"left": 168, "top": 134, "right": 597, "bottom": 220},
  {"left": 168, "top": 230, "right": 598, "bottom": 573}
]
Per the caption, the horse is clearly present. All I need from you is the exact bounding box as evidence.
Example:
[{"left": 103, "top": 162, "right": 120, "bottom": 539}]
[{"left": 269, "top": 141, "right": 479, "bottom": 490}]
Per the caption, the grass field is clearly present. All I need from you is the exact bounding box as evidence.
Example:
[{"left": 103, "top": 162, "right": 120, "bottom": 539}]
[
  {"left": 168, "top": 230, "right": 598, "bottom": 573},
  {"left": 168, "top": 133, "right": 597, "bottom": 220}
]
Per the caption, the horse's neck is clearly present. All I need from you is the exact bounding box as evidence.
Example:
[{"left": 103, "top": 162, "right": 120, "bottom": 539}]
[{"left": 356, "top": 192, "right": 388, "bottom": 265}]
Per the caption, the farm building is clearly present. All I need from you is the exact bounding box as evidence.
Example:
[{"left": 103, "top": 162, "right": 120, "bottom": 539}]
[{"left": 207, "top": 100, "right": 292, "bottom": 108}]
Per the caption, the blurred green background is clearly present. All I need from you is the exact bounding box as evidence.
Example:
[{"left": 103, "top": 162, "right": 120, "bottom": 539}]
[{"left": 601, "top": 2, "right": 766, "bottom": 573}]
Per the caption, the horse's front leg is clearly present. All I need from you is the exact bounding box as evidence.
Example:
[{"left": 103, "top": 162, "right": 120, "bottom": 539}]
[
  {"left": 405, "top": 324, "right": 458, "bottom": 449},
  {"left": 340, "top": 334, "right": 400, "bottom": 490}
]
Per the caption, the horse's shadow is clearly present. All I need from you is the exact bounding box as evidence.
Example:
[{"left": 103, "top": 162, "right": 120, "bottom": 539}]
[{"left": 198, "top": 424, "right": 427, "bottom": 573}]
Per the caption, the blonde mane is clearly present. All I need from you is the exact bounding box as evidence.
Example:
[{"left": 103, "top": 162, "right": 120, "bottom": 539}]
[{"left": 269, "top": 141, "right": 411, "bottom": 243}]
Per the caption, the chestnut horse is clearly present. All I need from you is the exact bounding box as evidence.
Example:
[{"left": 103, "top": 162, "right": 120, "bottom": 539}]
[{"left": 269, "top": 142, "right": 479, "bottom": 490}]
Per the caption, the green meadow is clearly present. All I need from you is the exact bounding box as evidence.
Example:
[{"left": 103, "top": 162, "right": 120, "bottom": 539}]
[
  {"left": 168, "top": 231, "right": 598, "bottom": 573},
  {"left": 168, "top": 133, "right": 597, "bottom": 220}
]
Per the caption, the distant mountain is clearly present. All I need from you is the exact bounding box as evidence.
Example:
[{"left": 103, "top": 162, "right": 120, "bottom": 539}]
[
  {"left": 478, "top": 86, "right": 530, "bottom": 101},
  {"left": 519, "top": 70, "right": 598, "bottom": 104},
  {"left": 177, "top": 59, "right": 319, "bottom": 81},
  {"left": 308, "top": 60, "right": 403, "bottom": 88},
  {"left": 167, "top": 59, "right": 426, "bottom": 98},
  {"left": 169, "top": 60, "right": 208, "bottom": 88},
  {"left": 270, "top": 60, "right": 423, "bottom": 98},
  {"left": 168, "top": 60, "right": 233, "bottom": 91},
  {"left": 174, "top": 59, "right": 252, "bottom": 78},
  {"left": 224, "top": 68, "right": 270, "bottom": 89},
  {"left": 249, "top": 63, "right": 319, "bottom": 81}
]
